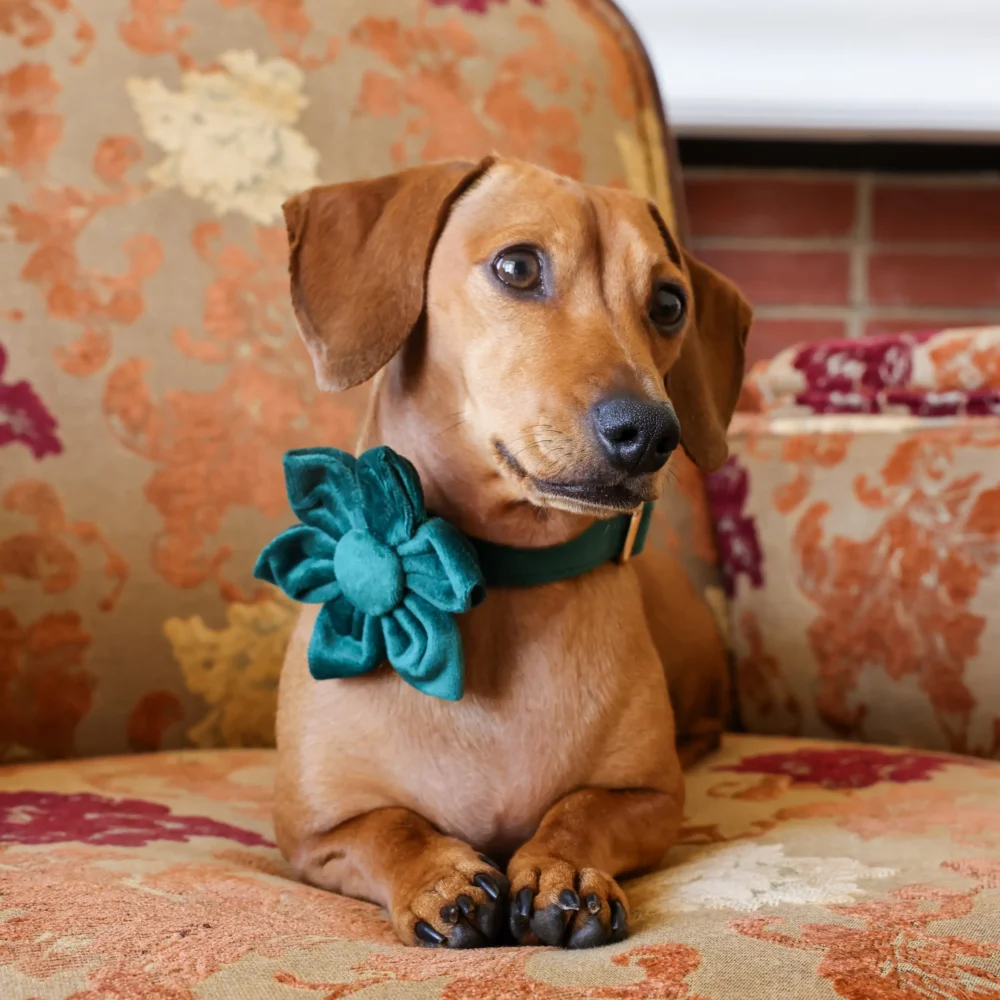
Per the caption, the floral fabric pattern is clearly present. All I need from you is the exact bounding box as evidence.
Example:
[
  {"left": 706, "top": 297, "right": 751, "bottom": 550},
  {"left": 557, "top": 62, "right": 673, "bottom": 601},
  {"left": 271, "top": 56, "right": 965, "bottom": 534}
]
[
  {"left": 0, "top": 789, "right": 273, "bottom": 847},
  {"left": 704, "top": 457, "right": 763, "bottom": 598},
  {"left": 0, "top": 0, "right": 706, "bottom": 760},
  {"left": 161, "top": 593, "right": 297, "bottom": 749},
  {"left": 744, "top": 325, "right": 1000, "bottom": 416},
  {"left": 126, "top": 50, "right": 320, "bottom": 223},
  {"left": 0, "top": 343, "right": 61, "bottom": 458},
  {"left": 4, "top": 735, "right": 1000, "bottom": 999},
  {"left": 715, "top": 327, "right": 1000, "bottom": 756}
]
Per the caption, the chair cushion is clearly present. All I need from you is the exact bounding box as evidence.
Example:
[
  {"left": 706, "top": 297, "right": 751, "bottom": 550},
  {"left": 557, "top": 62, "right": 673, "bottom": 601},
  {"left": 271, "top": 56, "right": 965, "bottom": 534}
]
[
  {"left": 709, "top": 326, "right": 1000, "bottom": 756},
  {"left": 4, "top": 735, "right": 1000, "bottom": 998}
]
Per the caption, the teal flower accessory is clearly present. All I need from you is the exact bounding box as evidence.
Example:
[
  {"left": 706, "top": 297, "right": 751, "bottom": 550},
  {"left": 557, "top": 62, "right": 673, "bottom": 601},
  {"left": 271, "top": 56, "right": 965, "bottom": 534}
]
[{"left": 255, "top": 447, "right": 486, "bottom": 701}]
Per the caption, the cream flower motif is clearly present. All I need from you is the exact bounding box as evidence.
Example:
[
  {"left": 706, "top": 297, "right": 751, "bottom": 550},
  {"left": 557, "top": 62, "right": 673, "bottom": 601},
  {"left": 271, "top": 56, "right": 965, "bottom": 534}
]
[
  {"left": 127, "top": 50, "right": 320, "bottom": 223},
  {"left": 163, "top": 594, "right": 298, "bottom": 748},
  {"left": 637, "top": 843, "right": 894, "bottom": 913}
]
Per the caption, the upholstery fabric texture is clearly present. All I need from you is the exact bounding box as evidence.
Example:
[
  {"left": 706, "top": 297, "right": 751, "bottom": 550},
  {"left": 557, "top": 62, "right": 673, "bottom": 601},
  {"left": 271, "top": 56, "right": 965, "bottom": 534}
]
[
  {"left": 710, "top": 327, "right": 1000, "bottom": 756},
  {"left": 8, "top": 5, "right": 1000, "bottom": 998},
  {"left": 0, "top": 0, "right": 722, "bottom": 761},
  {"left": 5, "top": 735, "right": 1000, "bottom": 999}
]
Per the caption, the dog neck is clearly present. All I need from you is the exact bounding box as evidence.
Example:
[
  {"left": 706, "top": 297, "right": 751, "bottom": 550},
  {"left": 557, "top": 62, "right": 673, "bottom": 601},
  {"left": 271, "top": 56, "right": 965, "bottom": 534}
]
[{"left": 358, "top": 365, "right": 597, "bottom": 550}]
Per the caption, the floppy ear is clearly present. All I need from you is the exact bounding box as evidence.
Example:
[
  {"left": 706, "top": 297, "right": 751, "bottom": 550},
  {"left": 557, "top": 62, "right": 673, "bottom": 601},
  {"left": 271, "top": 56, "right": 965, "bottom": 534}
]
[
  {"left": 667, "top": 248, "right": 753, "bottom": 471},
  {"left": 282, "top": 157, "right": 496, "bottom": 391}
]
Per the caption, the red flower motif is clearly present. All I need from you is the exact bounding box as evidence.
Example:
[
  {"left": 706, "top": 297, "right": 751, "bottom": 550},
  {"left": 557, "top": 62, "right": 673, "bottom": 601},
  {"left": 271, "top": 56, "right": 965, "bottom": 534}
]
[
  {"left": 0, "top": 791, "right": 273, "bottom": 847},
  {"left": 0, "top": 342, "right": 62, "bottom": 458},
  {"left": 705, "top": 456, "right": 764, "bottom": 597},
  {"left": 718, "top": 747, "right": 962, "bottom": 789},
  {"left": 792, "top": 335, "right": 916, "bottom": 395},
  {"left": 428, "top": 0, "right": 543, "bottom": 13},
  {"left": 792, "top": 387, "right": 1000, "bottom": 417}
]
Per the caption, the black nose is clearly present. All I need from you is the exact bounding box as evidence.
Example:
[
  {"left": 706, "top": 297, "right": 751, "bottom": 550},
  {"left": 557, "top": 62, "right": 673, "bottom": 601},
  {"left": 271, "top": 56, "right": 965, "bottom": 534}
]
[{"left": 591, "top": 396, "right": 681, "bottom": 475}]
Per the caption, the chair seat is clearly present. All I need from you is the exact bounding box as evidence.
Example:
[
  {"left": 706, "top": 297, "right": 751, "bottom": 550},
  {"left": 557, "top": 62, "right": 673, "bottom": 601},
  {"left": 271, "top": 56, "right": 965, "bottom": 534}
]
[{"left": 3, "top": 734, "right": 1000, "bottom": 999}]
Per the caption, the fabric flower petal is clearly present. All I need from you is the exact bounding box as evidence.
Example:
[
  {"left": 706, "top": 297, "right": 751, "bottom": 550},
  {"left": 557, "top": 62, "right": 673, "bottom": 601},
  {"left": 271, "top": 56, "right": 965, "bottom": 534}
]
[
  {"left": 283, "top": 448, "right": 362, "bottom": 538},
  {"left": 355, "top": 447, "right": 425, "bottom": 546},
  {"left": 308, "top": 598, "right": 385, "bottom": 680},
  {"left": 254, "top": 525, "right": 341, "bottom": 603},
  {"left": 258, "top": 444, "right": 483, "bottom": 700},
  {"left": 382, "top": 593, "right": 463, "bottom": 701},
  {"left": 398, "top": 518, "right": 486, "bottom": 613}
]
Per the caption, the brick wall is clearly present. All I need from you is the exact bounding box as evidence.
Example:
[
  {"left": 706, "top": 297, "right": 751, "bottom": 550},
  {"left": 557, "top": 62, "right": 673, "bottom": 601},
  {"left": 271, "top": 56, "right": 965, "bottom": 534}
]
[{"left": 683, "top": 171, "right": 1000, "bottom": 369}]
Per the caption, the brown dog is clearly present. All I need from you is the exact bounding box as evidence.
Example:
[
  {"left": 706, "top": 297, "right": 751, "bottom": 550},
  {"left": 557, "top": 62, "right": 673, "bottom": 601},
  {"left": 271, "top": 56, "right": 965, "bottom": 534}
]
[{"left": 274, "top": 156, "right": 750, "bottom": 950}]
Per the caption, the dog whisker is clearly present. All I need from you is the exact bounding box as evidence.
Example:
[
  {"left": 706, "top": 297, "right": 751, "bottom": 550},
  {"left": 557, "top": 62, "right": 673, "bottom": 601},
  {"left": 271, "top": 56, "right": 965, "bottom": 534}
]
[{"left": 435, "top": 418, "right": 467, "bottom": 438}]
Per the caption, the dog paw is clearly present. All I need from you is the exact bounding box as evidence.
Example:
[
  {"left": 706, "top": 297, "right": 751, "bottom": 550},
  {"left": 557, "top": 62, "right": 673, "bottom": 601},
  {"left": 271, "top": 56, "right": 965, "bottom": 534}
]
[
  {"left": 507, "top": 857, "right": 629, "bottom": 949},
  {"left": 395, "top": 849, "right": 509, "bottom": 949}
]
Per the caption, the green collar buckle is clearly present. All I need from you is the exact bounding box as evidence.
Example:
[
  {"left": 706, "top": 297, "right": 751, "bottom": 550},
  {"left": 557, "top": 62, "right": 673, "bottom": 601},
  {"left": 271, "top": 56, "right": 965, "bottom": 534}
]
[{"left": 255, "top": 446, "right": 654, "bottom": 701}]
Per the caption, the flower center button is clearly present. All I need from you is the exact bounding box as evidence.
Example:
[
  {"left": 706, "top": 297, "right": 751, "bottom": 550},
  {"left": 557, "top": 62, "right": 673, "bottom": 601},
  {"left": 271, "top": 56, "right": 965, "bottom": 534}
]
[{"left": 334, "top": 528, "right": 406, "bottom": 616}]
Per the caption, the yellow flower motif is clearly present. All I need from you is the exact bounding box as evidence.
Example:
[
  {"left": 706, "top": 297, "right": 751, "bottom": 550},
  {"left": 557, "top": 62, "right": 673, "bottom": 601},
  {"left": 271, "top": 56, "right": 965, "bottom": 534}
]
[{"left": 163, "top": 595, "right": 298, "bottom": 748}]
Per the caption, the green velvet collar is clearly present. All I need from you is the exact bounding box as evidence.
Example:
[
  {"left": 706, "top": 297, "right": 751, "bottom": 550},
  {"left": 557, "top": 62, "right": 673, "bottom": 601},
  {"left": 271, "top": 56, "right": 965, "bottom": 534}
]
[
  {"left": 468, "top": 503, "right": 654, "bottom": 588},
  {"left": 255, "top": 446, "right": 653, "bottom": 702}
]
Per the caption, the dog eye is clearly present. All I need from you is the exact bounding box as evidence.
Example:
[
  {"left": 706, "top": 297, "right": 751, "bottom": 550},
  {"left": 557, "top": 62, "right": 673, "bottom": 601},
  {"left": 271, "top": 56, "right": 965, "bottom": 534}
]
[
  {"left": 493, "top": 248, "right": 542, "bottom": 292},
  {"left": 649, "top": 283, "right": 687, "bottom": 334}
]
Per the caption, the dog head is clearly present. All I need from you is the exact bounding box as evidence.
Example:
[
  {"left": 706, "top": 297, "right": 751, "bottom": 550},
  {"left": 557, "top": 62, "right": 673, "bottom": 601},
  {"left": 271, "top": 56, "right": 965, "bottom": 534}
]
[{"left": 283, "top": 158, "right": 751, "bottom": 517}]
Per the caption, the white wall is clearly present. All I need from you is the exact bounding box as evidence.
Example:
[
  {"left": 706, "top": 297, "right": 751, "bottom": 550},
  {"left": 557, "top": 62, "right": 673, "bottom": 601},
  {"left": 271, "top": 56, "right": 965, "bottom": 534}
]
[{"left": 616, "top": 0, "right": 1000, "bottom": 140}]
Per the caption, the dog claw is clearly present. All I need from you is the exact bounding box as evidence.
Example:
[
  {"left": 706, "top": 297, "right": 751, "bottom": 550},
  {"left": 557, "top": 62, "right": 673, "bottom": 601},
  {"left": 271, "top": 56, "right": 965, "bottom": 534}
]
[
  {"left": 610, "top": 899, "right": 629, "bottom": 942},
  {"left": 510, "top": 886, "right": 536, "bottom": 940},
  {"left": 478, "top": 853, "right": 503, "bottom": 871},
  {"left": 473, "top": 873, "right": 500, "bottom": 900},
  {"left": 557, "top": 889, "right": 581, "bottom": 912},
  {"left": 506, "top": 863, "right": 628, "bottom": 950},
  {"left": 414, "top": 921, "right": 446, "bottom": 946},
  {"left": 409, "top": 855, "right": 510, "bottom": 949}
]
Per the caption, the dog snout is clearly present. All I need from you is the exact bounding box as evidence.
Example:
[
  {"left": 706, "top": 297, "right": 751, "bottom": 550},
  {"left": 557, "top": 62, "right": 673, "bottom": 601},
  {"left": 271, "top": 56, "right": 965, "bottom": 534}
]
[{"left": 591, "top": 396, "right": 681, "bottom": 476}]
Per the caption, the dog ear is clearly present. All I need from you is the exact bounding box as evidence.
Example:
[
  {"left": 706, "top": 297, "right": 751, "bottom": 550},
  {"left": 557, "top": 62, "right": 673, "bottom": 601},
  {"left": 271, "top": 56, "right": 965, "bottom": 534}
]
[
  {"left": 667, "top": 249, "right": 752, "bottom": 471},
  {"left": 282, "top": 157, "right": 496, "bottom": 391}
]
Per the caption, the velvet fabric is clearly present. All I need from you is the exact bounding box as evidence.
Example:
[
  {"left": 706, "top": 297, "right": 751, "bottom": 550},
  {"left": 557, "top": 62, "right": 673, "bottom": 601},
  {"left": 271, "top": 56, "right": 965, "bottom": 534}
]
[
  {"left": 255, "top": 447, "right": 485, "bottom": 701},
  {"left": 469, "top": 502, "right": 655, "bottom": 588}
]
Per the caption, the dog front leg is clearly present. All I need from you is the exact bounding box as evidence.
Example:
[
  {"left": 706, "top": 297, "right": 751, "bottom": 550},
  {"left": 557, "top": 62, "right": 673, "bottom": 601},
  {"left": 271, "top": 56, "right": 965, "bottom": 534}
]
[
  {"left": 293, "top": 806, "right": 509, "bottom": 949},
  {"left": 506, "top": 787, "right": 681, "bottom": 948}
]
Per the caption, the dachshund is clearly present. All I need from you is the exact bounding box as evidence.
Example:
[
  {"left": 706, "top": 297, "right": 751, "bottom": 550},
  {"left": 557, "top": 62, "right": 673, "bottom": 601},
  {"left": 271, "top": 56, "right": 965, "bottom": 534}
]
[{"left": 273, "top": 156, "right": 751, "bottom": 950}]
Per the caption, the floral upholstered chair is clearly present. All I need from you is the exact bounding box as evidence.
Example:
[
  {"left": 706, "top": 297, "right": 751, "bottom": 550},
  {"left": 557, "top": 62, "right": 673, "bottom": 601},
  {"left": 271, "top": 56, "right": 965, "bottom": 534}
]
[{"left": 3, "top": 2, "right": 1000, "bottom": 998}]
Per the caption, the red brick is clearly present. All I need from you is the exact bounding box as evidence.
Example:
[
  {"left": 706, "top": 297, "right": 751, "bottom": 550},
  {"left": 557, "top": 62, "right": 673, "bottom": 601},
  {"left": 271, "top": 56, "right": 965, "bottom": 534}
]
[
  {"left": 686, "top": 175, "right": 857, "bottom": 239},
  {"left": 868, "top": 252, "right": 1000, "bottom": 308},
  {"left": 747, "top": 318, "right": 847, "bottom": 368},
  {"left": 864, "top": 315, "right": 1000, "bottom": 337},
  {"left": 873, "top": 183, "right": 1000, "bottom": 244},
  {"left": 695, "top": 248, "right": 851, "bottom": 307}
]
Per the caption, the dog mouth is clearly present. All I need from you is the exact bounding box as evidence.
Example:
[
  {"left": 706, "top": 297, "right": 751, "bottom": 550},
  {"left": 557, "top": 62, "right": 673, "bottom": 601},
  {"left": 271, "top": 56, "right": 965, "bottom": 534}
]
[{"left": 494, "top": 440, "right": 652, "bottom": 514}]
